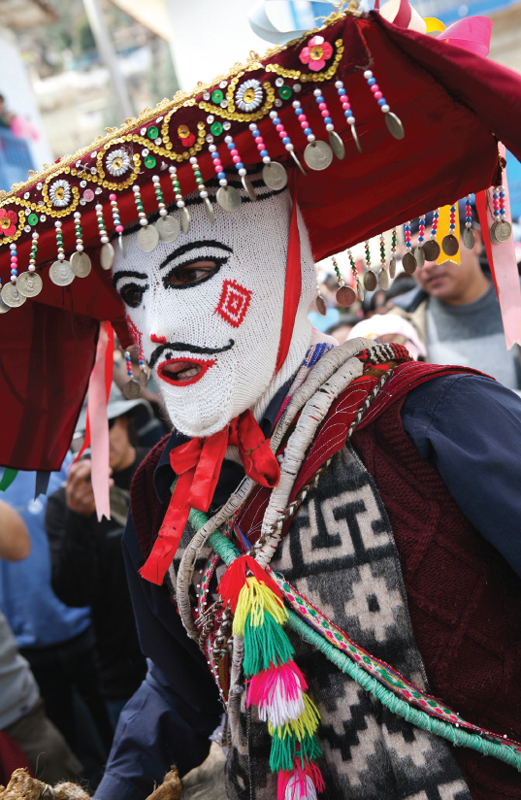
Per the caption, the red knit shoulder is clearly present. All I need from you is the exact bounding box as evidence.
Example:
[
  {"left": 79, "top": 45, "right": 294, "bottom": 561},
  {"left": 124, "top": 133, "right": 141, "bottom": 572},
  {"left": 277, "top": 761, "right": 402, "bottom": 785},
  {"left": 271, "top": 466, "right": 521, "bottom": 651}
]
[{"left": 130, "top": 434, "right": 170, "bottom": 559}]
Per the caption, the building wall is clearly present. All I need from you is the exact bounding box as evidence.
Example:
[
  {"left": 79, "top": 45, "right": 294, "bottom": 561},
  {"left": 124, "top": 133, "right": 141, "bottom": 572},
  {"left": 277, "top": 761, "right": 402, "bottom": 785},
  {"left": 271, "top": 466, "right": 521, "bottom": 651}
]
[{"left": 489, "top": 1, "right": 521, "bottom": 74}]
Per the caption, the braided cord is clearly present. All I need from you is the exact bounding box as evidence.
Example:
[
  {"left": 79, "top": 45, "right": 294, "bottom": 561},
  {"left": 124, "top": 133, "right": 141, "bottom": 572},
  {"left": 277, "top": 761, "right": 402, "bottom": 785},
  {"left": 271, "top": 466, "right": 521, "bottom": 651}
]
[{"left": 192, "top": 522, "right": 521, "bottom": 774}]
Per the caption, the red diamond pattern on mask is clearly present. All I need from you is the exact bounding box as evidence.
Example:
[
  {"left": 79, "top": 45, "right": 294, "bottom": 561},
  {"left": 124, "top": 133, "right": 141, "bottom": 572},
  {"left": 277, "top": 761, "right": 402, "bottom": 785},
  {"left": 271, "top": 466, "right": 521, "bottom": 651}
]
[{"left": 216, "top": 279, "right": 252, "bottom": 328}]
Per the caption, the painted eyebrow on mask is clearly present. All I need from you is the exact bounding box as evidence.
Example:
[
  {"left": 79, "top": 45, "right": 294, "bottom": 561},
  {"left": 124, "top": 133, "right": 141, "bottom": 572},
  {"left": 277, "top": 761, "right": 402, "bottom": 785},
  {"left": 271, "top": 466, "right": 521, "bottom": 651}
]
[
  {"left": 112, "top": 270, "right": 148, "bottom": 288},
  {"left": 159, "top": 240, "right": 233, "bottom": 271}
]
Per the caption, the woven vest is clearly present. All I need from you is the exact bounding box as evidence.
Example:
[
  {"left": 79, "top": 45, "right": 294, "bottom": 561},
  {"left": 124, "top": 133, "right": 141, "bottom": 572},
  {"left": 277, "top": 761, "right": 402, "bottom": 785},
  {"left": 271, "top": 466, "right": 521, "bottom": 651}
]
[
  {"left": 351, "top": 393, "right": 521, "bottom": 799},
  {"left": 131, "top": 364, "right": 521, "bottom": 798}
]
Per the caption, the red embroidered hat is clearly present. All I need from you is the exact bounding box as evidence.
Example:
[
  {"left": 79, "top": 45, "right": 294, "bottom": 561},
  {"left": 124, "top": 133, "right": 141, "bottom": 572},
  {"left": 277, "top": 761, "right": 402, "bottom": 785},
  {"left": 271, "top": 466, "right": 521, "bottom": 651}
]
[{"left": 1, "top": 6, "right": 521, "bottom": 472}]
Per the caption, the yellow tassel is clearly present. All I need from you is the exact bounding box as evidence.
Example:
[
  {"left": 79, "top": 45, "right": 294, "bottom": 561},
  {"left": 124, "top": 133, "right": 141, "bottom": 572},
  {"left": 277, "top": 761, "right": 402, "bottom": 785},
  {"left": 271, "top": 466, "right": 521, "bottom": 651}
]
[
  {"left": 233, "top": 577, "right": 287, "bottom": 635},
  {"left": 268, "top": 695, "right": 321, "bottom": 741}
]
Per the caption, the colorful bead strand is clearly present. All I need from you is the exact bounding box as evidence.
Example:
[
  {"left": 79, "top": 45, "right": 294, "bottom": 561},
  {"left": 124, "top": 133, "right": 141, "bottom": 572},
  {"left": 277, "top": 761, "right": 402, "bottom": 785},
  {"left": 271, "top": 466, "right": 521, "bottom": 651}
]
[
  {"left": 414, "top": 215, "right": 426, "bottom": 268},
  {"left": 152, "top": 177, "right": 167, "bottom": 218},
  {"left": 249, "top": 123, "right": 272, "bottom": 165},
  {"left": 348, "top": 248, "right": 364, "bottom": 300},
  {"left": 390, "top": 228, "right": 397, "bottom": 278},
  {"left": 9, "top": 242, "right": 18, "bottom": 283},
  {"left": 402, "top": 221, "right": 416, "bottom": 274},
  {"left": 378, "top": 233, "right": 389, "bottom": 288},
  {"left": 313, "top": 88, "right": 344, "bottom": 160},
  {"left": 292, "top": 100, "right": 316, "bottom": 144},
  {"left": 332, "top": 255, "right": 356, "bottom": 307},
  {"left": 109, "top": 192, "right": 126, "bottom": 230},
  {"left": 363, "top": 240, "right": 377, "bottom": 290},
  {"left": 168, "top": 165, "right": 190, "bottom": 234},
  {"left": 363, "top": 69, "right": 404, "bottom": 140},
  {"left": 292, "top": 99, "right": 334, "bottom": 171},
  {"left": 132, "top": 185, "right": 148, "bottom": 228},
  {"left": 441, "top": 203, "right": 459, "bottom": 257},
  {"left": 96, "top": 203, "right": 115, "bottom": 269},
  {"left": 334, "top": 79, "right": 361, "bottom": 153},
  {"left": 70, "top": 211, "right": 92, "bottom": 277},
  {"left": 423, "top": 210, "right": 440, "bottom": 262},
  {"left": 269, "top": 111, "right": 306, "bottom": 175},
  {"left": 138, "top": 353, "right": 148, "bottom": 387},
  {"left": 462, "top": 194, "right": 475, "bottom": 249},
  {"left": 249, "top": 123, "right": 288, "bottom": 190},
  {"left": 490, "top": 183, "right": 511, "bottom": 243},
  {"left": 0, "top": 242, "right": 26, "bottom": 307},
  {"left": 208, "top": 144, "right": 228, "bottom": 186},
  {"left": 123, "top": 350, "right": 141, "bottom": 399},
  {"left": 224, "top": 135, "right": 256, "bottom": 202},
  {"left": 96, "top": 204, "right": 109, "bottom": 245}
]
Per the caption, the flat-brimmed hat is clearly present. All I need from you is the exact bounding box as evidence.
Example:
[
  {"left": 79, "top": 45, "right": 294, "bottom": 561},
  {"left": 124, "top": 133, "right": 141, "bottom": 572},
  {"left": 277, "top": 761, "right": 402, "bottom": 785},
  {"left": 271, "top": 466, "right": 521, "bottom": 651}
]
[{"left": 1, "top": 5, "right": 521, "bottom": 471}]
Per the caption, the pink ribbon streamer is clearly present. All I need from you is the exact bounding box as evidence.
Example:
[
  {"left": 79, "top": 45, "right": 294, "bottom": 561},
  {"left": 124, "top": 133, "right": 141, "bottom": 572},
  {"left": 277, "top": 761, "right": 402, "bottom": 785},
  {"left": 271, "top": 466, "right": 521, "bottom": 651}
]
[
  {"left": 87, "top": 321, "right": 113, "bottom": 521},
  {"left": 476, "top": 145, "right": 521, "bottom": 350}
]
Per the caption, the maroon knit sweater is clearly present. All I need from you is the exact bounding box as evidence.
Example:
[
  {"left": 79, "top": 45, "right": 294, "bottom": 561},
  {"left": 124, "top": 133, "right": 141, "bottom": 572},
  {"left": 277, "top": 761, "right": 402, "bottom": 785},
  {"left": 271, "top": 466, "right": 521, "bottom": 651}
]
[{"left": 352, "top": 396, "right": 521, "bottom": 799}]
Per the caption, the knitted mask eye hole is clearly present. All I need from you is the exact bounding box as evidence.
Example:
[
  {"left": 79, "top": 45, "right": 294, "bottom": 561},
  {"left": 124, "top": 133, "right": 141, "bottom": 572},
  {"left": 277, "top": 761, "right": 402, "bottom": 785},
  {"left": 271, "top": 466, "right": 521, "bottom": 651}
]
[
  {"left": 162, "top": 258, "right": 227, "bottom": 290},
  {"left": 119, "top": 281, "right": 149, "bottom": 308}
]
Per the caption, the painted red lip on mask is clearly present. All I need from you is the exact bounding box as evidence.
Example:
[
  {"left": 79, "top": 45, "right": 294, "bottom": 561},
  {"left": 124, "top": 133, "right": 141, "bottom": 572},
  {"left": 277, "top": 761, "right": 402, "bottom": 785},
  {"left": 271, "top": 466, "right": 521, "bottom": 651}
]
[{"left": 158, "top": 358, "right": 216, "bottom": 387}]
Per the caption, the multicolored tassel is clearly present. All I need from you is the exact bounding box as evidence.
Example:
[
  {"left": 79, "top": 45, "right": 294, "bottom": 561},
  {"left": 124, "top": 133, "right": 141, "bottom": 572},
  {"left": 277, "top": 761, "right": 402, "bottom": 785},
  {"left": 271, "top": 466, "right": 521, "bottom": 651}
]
[{"left": 218, "top": 556, "right": 324, "bottom": 800}]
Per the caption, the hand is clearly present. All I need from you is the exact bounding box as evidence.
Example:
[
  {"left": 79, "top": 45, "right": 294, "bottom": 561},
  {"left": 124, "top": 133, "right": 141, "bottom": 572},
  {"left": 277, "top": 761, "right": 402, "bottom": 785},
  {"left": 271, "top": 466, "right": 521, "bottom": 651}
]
[{"left": 65, "top": 460, "right": 113, "bottom": 517}]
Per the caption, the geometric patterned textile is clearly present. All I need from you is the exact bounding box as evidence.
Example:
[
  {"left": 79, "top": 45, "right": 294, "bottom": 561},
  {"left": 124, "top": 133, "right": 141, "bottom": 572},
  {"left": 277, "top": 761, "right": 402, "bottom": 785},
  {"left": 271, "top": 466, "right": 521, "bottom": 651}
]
[{"left": 170, "top": 442, "right": 472, "bottom": 799}]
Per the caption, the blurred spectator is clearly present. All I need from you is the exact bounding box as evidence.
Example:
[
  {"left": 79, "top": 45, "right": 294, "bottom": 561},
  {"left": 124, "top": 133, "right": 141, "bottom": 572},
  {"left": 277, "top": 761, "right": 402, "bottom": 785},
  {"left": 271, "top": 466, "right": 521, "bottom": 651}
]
[
  {"left": 0, "top": 95, "right": 15, "bottom": 129},
  {"left": 46, "top": 387, "right": 148, "bottom": 730},
  {"left": 361, "top": 288, "right": 387, "bottom": 317},
  {"left": 0, "top": 466, "right": 113, "bottom": 786},
  {"left": 325, "top": 313, "right": 360, "bottom": 344},
  {"left": 390, "top": 222, "right": 521, "bottom": 389},
  {"left": 0, "top": 501, "right": 30, "bottom": 561},
  {"left": 385, "top": 274, "right": 417, "bottom": 302},
  {"left": 0, "top": 502, "right": 82, "bottom": 785},
  {"left": 348, "top": 315, "right": 427, "bottom": 361}
]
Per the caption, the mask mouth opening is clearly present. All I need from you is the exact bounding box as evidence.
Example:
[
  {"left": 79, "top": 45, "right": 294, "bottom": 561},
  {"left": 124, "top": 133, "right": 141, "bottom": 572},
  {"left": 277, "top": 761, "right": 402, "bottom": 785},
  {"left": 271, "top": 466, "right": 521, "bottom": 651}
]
[{"left": 158, "top": 357, "right": 216, "bottom": 387}]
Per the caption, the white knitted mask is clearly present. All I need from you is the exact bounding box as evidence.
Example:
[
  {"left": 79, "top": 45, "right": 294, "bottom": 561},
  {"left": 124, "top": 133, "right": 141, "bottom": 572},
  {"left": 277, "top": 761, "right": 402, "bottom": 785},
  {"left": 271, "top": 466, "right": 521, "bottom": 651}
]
[{"left": 112, "top": 185, "right": 315, "bottom": 438}]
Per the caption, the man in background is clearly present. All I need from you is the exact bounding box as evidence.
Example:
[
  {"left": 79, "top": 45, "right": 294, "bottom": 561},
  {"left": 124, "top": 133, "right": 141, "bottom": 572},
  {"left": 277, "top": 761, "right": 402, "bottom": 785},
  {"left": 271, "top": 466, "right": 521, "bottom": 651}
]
[
  {"left": 46, "top": 386, "right": 149, "bottom": 730},
  {"left": 390, "top": 212, "right": 521, "bottom": 390}
]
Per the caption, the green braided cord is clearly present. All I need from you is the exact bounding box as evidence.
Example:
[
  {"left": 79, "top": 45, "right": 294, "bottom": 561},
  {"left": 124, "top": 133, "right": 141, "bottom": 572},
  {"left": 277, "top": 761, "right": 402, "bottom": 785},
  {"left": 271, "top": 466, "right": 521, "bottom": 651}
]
[
  {"left": 189, "top": 520, "right": 521, "bottom": 772},
  {"left": 287, "top": 611, "right": 521, "bottom": 771}
]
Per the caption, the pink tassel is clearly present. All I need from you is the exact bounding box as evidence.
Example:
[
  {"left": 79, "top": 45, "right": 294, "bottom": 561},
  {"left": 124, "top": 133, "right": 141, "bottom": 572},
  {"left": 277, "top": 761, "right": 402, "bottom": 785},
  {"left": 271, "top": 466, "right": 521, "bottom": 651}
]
[
  {"left": 277, "top": 762, "right": 325, "bottom": 800},
  {"left": 247, "top": 661, "right": 308, "bottom": 727}
]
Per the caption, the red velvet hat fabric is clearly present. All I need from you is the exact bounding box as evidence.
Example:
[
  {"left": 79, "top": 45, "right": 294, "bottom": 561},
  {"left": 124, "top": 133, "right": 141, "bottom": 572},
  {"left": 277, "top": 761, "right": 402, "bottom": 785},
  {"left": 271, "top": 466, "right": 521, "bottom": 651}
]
[{"left": 1, "top": 9, "right": 521, "bottom": 471}]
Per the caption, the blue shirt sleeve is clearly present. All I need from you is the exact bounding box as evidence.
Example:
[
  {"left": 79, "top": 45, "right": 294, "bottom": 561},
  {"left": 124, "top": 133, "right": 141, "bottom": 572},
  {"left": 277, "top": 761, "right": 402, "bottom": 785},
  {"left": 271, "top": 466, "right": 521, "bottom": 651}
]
[
  {"left": 96, "top": 511, "right": 222, "bottom": 799},
  {"left": 401, "top": 373, "right": 521, "bottom": 577}
]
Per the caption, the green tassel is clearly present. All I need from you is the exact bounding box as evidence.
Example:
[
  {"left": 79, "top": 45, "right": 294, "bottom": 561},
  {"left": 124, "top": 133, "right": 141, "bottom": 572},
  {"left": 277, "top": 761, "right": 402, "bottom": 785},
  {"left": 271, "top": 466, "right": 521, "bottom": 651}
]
[
  {"left": 269, "top": 731, "right": 323, "bottom": 773},
  {"left": 269, "top": 732, "right": 293, "bottom": 772},
  {"left": 243, "top": 611, "right": 294, "bottom": 675}
]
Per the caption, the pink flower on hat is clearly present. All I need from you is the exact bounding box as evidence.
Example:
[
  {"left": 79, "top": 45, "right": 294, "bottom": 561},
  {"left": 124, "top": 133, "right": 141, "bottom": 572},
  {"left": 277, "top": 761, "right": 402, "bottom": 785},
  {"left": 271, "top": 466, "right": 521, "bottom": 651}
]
[
  {"left": 0, "top": 209, "right": 17, "bottom": 236},
  {"left": 299, "top": 35, "right": 333, "bottom": 72}
]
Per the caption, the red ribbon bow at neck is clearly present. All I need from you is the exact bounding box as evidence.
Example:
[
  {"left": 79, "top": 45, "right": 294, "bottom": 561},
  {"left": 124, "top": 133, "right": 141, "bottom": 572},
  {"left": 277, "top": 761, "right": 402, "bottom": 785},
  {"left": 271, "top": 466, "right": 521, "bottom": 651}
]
[{"left": 139, "top": 409, "right": 281, "bottom": 585}]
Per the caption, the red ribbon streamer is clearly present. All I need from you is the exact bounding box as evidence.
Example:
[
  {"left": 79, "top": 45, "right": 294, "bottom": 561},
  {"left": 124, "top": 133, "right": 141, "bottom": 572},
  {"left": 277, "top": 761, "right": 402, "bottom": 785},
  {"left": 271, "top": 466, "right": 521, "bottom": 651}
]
[
  {"left": 139, "top": 409, "right": 280, "bottom": 585},
  {"left": 275, "top": 170, "right": 302, "bottom": 373}
]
